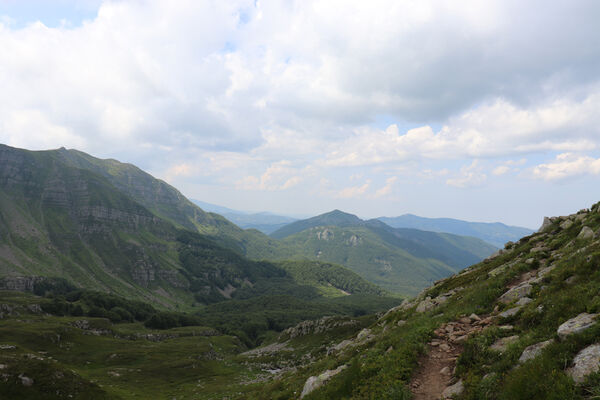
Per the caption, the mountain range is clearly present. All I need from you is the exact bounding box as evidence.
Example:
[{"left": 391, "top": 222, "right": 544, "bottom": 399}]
[{"left": 268, "top": 210, "right": 497, "bottom": 294}]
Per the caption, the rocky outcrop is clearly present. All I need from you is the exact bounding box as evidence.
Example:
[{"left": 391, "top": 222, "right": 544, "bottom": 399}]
[
  {"left": 316, "top": 229, "right": 334, "bottom": 241},
  {"left": 498, "top": 283, "right": 532, "bottom": 304},
  {"left": 568, "top": 344, "right": 600, "bottom": 383},
  {"left": 557, "top": 313, "right": 598, "bottom": 340},
  {"left": 578, "top": 226, "right": 594, "bottom": 240},
  {"left": 518, "top": 339, "right": 554, "bottom": 363},
  {"left": 300, "top": 365, "right": 347, "bottom": 398},
  {"left": 279, "top": 316, "right": 359, "bottom": 340},
  {"left": 0, "top": 276, "right": 43, "bottom": 292}
]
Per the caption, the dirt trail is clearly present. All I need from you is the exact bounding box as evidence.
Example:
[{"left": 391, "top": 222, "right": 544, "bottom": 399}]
[{"left": 410, "top": 315, "right": 493, "bottom": 400}]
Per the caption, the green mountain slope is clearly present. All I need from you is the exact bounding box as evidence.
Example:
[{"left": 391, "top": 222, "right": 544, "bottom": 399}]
[
  {"left": 379, "top": 213, "right": 534, "bottom": 248},
  {"left": 268, "top": 210, "right": 497, "bottom": 295},
  {"left": 0, "top": 144, "right": 389, "bottom": 314},
  {"left": 51, "top": 147, "right": 287, "bottom": 259}
]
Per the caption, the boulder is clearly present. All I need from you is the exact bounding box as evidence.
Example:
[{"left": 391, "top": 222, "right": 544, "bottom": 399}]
[
  {"left": 538, "top": 217, "right": 553, "bottom": 232},
  {"left": 557, "top": 313, "right": 598, "bottom": 340},
  {"left": 499, "top": 306, "right": 522, "bottom": 318},
  {"left": 516, "top": 297, "right": 533, "bottom": 306},
  {"left": 301, "top": 365, "right": 347, "bottom": 398},
  {"left": 568, "top": 344, "right": 600, "bottom": 383},
  {"left": 578, "top": 226, "right": 594, "bottom": 240},
  {"left": 518, "top": 339, "right": 554, "bottom": 363},
  {"left": 499, "top": 283, "right": 532, "bottom": 304},
  {"left": 490, "top": 335, "right": 519, "bottom": 352},
  {"left": 442, "top": 379, "right": 464, "bottom": 399},
  {"left": 416, "top": 298, "right": 436, "bottom": 313},
  {"left": 560, "top": 219, "right": 574, "bottom": 230}
]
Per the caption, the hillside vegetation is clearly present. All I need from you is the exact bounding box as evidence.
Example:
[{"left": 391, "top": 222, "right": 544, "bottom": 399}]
[
  {"left": 269, "top": 210, "right": 497, "bottom": 294},
  {"left": 235, "top": 201, "right": 600, "bottom": 399}
]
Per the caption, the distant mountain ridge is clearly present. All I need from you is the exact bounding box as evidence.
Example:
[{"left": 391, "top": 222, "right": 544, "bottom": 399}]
[
  {"left": 378, "top": 214, "right": 533, "bottom": 248},
  {"left": 191, "top": 199, "right": 298, "bottom": 234},
  {"left": 268, "top": 210, "right": 498, "bottom": 294}
]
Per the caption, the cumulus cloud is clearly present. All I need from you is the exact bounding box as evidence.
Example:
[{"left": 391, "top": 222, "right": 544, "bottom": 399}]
[
  {"left": 446, "top": 160, "right": 487, "bottom": 188},
  {"left": 0, "top": 0, "right": 599, "bottom": 221},
  {"left": 373, "top": 177, "right": 397, "bottom": 198},
  {"left": 532, "top": 153, "right": 600, "bottom": 181}
]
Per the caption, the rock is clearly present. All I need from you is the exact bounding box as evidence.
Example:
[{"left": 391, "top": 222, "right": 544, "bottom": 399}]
[
  {"left": 525, "top": 258, "right": 535, "bottom": 265},
  {"left": 489, "top": 264, "right": 510, "bottom": 277},
  {"left": 568, "top": 344, "right": 600, "bottom": 383},
  {"left": 499, "top": 325, "right": 514, "bottom": 330},
  {"left": 397, "top": 320, "right": 406, "bottom": 327},
  {"left": 327, "top": 340, "right": 353, "bottom": 355},
  {"left": 486, "top": 249, "right": 505, "bottom": 261},
  {"left": 442, "top": 379, "right": 464, "bottom": 398},
  {"left": 519, "top": 339, "right": 554, "bottom": 363},
  {"left": 560, "top": 219, "right": 574, "bottom": 230},
  {"left": 498, "top": 283, "right": 532, "bottom": 304},
  {"left": 516, "top": 297, "right": 533, "bottom": 306},
  {"left": 0, "top": 344, "right": 16, "bottom": 350},
  {"left": 300, "top": 365, "right": 347, "bottom": 398},
  {"left": 499, "top": 306, "right": 522, "bottom": 318},
  {"left": 578, "top": 226, "right": 594, "bottom": 240},
  {"left": 557, "top": 313, "right": 598, "bottom": 340},
  {"left": 356, "top": 328, "right": 372, "bottom": 341},
  {"left": 537, "top": 265, "right": 556, "bottom": 278},
  {"left": 416, "top": 298, "right": 436, "bottom": 313},
  {"left": 469, "top": 313, "right": 481, "bottom": 321},
  {"left": 575, "top": 213, "right": 587, "bottom": 222},
  {"left": 539, "top": 217, "right": 554, "bottom": 232},
  {"left": 490, "top": 335, "right": 519, "bottom": 352},
  {"left": 565, "top": 276, "right": 577, "bottom": 285},
  {"left": 439, "top": 343, "right": 451, "bottom": 352},
  {"left": 18, "top": 374, "right": 33, "bottom": 387}
]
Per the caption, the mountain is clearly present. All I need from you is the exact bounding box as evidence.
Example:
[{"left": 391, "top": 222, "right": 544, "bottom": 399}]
[
  {"left": 270, "top": 209, "right": 362, "bottom": 239},
  {"left": 0, "top": 144, "right": 390, "bottom": 316},
  {"left": 191, "top": 199, "right": 298, "bottom": 234},
  {"left": 4, "top": 201, "right": 600, "bottom": 399},
  {"left": 269, "top": 210, "right": 498, "bottom": 294},
  {"left": 231, "top": 201, "right": 600, "bottom": 399},
  {"left": 379, "top": 213, "right": 534, "bottom": 248}
]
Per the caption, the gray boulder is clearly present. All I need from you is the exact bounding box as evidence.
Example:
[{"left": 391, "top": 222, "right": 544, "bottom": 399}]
[
  {"left": 568, "top": 344, "right": 600, "bottom": 383},
  {"left": 557, "top": 313, "right": 598, "bottom": 340},
  {"left": 442, "top": 379, "right": 464, "bottom": 399},
  {"left": 578, "top": 226, "right": 594, "bottom": 240},
  {"left": 499, "top": 306, "right": 522, "bottom": 318},
  {"left": 301, "top": 365, "right": 347, "bottom": 398},
  {"left": 560, "top": 219, "right": 574, "bottom": 230},
  {"left": 518, "top": 339, "right": 554, "bottom": 363},
  {"left": 499, "top": 283, "right": 532, "bottom": 304}
]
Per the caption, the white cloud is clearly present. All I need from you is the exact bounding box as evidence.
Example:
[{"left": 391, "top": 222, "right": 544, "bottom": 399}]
[
  {"left": 446, "top": 160, "right": 486, "bottom": 188},
  {"left": 532, "top": 153, "right": 600, "bottom": 181},
  {"left": 236, "top": 160, "right": 304, "bottom": 191},
  {"left": 492, "top": 165, "right": 510, "bottom": 176},
  {"left": 373, "top": 176, "right": 397, "bottom": 198},
  {"left": 335, "top": 181, "right": 371, "bottom": 199}
]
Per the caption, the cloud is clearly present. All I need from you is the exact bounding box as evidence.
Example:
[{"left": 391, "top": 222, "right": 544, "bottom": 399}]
[
  {"left": 335, "top": 181, "right": 371, "bottom": 199},
  {"left": 236, "top": 160, "right": 304, "bottom": 191},
  {"left": 532, "top": 153, "right": 600, "bottom": 181},
  {"left": 446, "top": 160, "right": 486, "bottom": 188},
  {"left": 373, "top": 176, "right": 397, "bottom": 198}
]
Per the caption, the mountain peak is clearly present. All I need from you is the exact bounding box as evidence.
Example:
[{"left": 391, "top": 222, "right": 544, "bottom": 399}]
[{"left": 270, "top": 209, "right": 363, "bottom": 239}]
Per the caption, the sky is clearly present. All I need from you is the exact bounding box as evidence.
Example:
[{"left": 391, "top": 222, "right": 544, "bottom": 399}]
[{"left": 1, "top": 0, "right": 600, "bottom": 229}]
